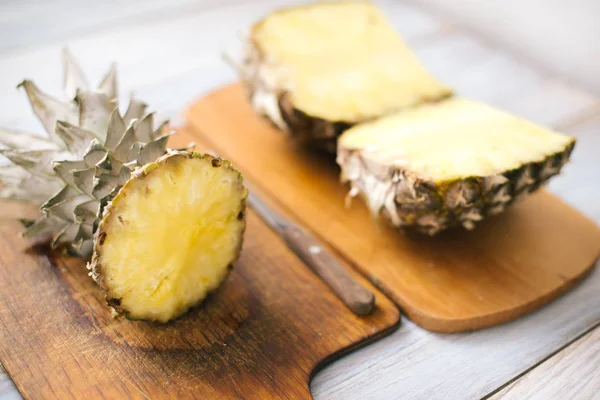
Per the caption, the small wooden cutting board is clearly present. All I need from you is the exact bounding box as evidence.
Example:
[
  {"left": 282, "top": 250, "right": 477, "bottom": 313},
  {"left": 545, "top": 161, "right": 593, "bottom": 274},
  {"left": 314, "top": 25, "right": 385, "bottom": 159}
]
[
  {"left": 184, "top": 83, "right": 600, "bottom": 333},
  {"left": 0, "top": 202, "right": 399, "bottom": 399}
]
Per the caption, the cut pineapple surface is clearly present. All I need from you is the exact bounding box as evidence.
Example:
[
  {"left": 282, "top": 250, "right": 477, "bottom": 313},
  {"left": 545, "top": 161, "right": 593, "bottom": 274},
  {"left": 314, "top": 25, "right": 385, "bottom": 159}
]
[
  {"left": 339, "top": 98, "right": 574, "bottom": 181},
  {"left": 243, "top": 1, "right": 450, "bottom": 148},
  {"left": 337, "top": 98, "right": 575, "bottom": 235},
  {"left": 89, "top": 152, "right": 247, "bottom": 322}
]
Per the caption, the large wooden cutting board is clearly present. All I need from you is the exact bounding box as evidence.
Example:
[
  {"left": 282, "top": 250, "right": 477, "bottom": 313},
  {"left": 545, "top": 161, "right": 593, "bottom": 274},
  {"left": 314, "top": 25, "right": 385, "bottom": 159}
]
[
  {"left": 184, "top": 83, "right": 600, "bottom": 333},
  {"left": 0, "top": 202, "right": 399, "bottom": 399}
]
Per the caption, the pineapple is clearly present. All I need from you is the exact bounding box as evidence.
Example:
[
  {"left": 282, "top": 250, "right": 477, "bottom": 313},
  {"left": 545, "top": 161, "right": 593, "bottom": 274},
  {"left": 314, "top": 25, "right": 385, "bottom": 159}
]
[
  {"left": 0, "top": 49, "right": 172, "bottom": 257},
  {"left": 89, "top": 151, "right": 247, "bottom": 322},
  {"left": 0, "top": 50, "right": 248, "bottom": 322},
  {"left": 337, "top": 98, "right": 576, "bottom": 234},
  {"left": 239, "top": 1, "right": 451, "bottom": 151}
]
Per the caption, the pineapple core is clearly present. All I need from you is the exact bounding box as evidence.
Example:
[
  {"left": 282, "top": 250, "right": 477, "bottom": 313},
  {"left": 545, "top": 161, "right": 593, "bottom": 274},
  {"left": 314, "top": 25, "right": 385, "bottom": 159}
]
[
  {"left": 252, "top": 2, "right": 450, "bottom": 122},
  {"left": 339, "top": 98, "right": 575, "bottom": 181},
  {"left": 98, "top": 156, "right": 245, "bottom": 322}
]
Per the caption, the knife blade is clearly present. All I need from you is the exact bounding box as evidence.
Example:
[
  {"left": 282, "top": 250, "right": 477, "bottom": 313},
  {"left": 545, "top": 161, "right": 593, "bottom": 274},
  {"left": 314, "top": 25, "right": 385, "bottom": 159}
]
[{"left": 246, "top": 187, "right": 375, "bottom": 316}]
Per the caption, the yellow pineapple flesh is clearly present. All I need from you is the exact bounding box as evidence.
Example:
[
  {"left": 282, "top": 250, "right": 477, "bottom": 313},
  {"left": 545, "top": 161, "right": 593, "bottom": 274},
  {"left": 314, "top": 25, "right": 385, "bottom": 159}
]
[
  {"left": 339, "top": 98, "right": 574, "bottom": 181},
  {"left": 89, "top": 152, "right": 247, "bottom": 322},
  {"left": 250, "top": 1, "right": 451, "bottom": 122}
]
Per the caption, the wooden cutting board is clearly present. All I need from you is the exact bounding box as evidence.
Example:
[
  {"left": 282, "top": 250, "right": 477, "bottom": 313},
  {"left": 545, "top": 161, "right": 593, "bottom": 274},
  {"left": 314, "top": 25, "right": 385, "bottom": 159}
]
[
  {"left": 184, "top": 83, "right": 600, "bottom": 333},
  {"left": 0, "top": 202, "right": 399, "bottom": 399}
]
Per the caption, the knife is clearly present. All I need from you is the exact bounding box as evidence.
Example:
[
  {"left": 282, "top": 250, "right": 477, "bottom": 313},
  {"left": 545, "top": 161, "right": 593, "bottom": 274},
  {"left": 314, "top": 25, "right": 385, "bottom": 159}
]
[{"left": 246, "top": 187, "right": 375, "bottom": 316}]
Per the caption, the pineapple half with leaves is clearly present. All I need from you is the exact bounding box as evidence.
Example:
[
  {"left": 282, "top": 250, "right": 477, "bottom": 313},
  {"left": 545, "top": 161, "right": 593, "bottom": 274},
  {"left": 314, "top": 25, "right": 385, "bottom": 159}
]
[
  {"left": 238, "top": 1, "right": 451, "bottom": 151},
  {"left": 0, "top": 50, "right": 247, "bottom": 322},
  {"left": 89, "top": 151, "right": 247, "bottom": 322},
  {"left": 0, "top": 49, "right": 172, "bottom": 257},
  {"left": 337, "top": 98, "right": 576, "bottom": 234}
]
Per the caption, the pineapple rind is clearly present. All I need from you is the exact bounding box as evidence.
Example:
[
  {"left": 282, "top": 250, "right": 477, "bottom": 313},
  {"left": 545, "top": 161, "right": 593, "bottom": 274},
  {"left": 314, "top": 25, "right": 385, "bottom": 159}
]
[
  {"left": 338, "top": 136, "right": 575, "bottom": 235},
  {"left": 88, "top": 151, "right": 247, "bottom": 323},
  {"left": 239, "top": 1, "right": 451, "bottom": 152}
]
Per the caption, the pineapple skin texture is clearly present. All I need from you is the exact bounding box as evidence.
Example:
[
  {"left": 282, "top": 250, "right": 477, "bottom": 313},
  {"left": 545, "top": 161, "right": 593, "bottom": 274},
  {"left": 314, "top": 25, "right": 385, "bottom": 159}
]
[
  {"left": 88, "top": 151, "right": 247, "bottom": 323},
  {"left": 240, "top": 2, "right": 451, "bottom": 152},
  {"left": 337, "top": 141, "right": 575, "bottom": 235}
]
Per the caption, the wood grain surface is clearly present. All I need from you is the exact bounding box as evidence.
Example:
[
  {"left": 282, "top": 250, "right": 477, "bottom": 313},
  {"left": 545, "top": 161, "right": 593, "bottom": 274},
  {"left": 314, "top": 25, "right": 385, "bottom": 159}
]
[
  {"left": 0, "top": 202, "right": 399, "bottom": 399},
  {"left": 490, "top": 325, "right": 600, "bottom": 399},
  {"left": 1, "top": 0, "right": 600, "bottom": 398},
  {"left": 184, "top": 84, "right": 600, "bottom": 333}
]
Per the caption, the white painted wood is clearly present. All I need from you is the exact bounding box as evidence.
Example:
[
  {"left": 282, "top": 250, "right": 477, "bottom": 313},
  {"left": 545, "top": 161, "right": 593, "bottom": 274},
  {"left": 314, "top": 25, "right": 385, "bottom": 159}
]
[
  {"left": 0, "top": 0, "right": 439, "bottom": 132},
  {"left": 312, "top": 268, "right": 600, "bottom": 399},
  {"left": 1, "top": 1, "right": 599, "bottom": 399},
  {"left": 548, "top": 113, "right": 600, "bottom": 222},
  {"left": 491, "top": 327, "right": 600, "bottom": 400},
  {"left": 416, "top": 0, "right": 600, "bottom": 94},
  {"left": 0, "top": 365, "right": 18, "bottom": 400},
  {"left": 0, "top": 0, "right": 441, "bottom": 55},
  {"left": 0, "top": 0, "right": 244, "bottom": 54}
]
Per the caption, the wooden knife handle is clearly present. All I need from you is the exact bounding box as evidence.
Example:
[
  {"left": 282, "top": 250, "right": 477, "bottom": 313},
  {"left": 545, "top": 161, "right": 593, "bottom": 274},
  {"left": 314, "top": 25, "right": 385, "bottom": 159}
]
[{"left": 281, "top": 225, "right": 375, "bottom": 316}]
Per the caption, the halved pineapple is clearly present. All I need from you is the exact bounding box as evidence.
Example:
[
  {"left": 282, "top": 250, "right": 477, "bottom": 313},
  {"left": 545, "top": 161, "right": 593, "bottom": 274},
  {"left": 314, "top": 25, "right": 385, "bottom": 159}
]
[
  {"left": 240, "top": 1, "right": 451, "bottom": 150},
  {"left": 337, "top": 98, "right": 575, "bottom": 234},
  {"left": 88, "top": 151, "right": 247, "bottom": 322}
]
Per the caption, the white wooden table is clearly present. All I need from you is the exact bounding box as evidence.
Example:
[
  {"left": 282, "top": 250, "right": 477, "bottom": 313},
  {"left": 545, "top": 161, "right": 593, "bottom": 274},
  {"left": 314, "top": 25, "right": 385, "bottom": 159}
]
[{"left": 1, "top": 1, "right": 599, "bottom": 399}]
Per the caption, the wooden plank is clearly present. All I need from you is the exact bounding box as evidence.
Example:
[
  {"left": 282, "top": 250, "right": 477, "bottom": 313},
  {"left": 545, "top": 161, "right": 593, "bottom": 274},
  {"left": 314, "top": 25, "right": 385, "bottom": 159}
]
[
  {"left": 1, "top": 0, "right": 599, "bottom": 398},
  {"left": 490, "top": 326, "right": 600, "bottom": 399},
  {"left": 548, "top": 113, "right": 600, "bottom": 219},
  {"left": 1, "top": 0, "right": 593, "bottom": 133},
  {"left": 186, "top": 84, "right": 600, "bottom": 333},
  {"left": 311, "top": 267, "right": 600, "bottom": 399},
  {"left": 0, "top": 203, "right": 399, "bottom": 399},
  {"left": 0, "top": 0, "right": 244, "bottom": 54},
  {"left": 416, "top": 0, "right": 600, "bottom": 93},
  {"left": 0, "top": 0, "right": 442, "bottom": 132},
  {"left": 0, "top": 0, "right": 441, "bottom": 56}
]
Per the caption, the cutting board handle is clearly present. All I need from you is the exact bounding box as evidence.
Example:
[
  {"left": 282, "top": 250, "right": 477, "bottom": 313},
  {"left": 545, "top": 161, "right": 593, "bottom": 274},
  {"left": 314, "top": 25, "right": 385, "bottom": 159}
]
[{"left": 282, "top": 225, "right": 375, "bottom": 316}]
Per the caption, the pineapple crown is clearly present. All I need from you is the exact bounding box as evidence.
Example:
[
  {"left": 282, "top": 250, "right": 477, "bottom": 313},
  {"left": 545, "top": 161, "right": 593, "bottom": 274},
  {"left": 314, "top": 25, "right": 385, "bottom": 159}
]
[{"left": 0, "top": 49, "right": 173, "bottom": 257}]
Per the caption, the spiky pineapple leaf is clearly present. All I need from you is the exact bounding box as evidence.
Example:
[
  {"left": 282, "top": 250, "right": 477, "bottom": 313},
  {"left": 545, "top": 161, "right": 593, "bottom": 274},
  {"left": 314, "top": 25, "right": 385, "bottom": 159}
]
[
  {"left": 22, "top": 215, "right": 67, "bottom": 238},
  {"left": 2, "top": 49, "right": 173, "bottom": 258},
  {"left": 18, "top": 80, "right": 78, "bottom": 142},
  {"left": 114, "top": 125, "right": 135, "bottom": 161},
  {"left": 62, "top": 48, "right": 89, "bottom": 100},
  {"left": 123, "top": 97, "right": 147, "bottom": 127},
  {"left": 46, "top": 193, "right": 90, "bottom": 222},
  {"left": 82, "top": 139, "right": 107, "bottom": 167},
  {"left": 0, "top": 183, "right": 53, "bottom": 203},
  {"left": 52, "top": 223, "right": 81, "bottom": 248},
  {"left": 127, "top": 142, "right": 143, "bottom": 163},
  {"left": 0, "top": 164, "right": 30, "bottom": 183},
  {"left": 98, "top": 63, "right": 118, "bottom": 100},
  {"left": 0, "top": 128, "right": 57, "bottom": 150},
  {"left": 139, "top": 134, "right": 172, "bottom": 165},
  {"left": 152, "top": 120, "right": 170, "bottom": 141},
  {"left": 72, "top": 168, "right": 96, "bottom": 196},
  {"left": 135, "top": 113, "right": 154, "bottom": 143},
  {"left": 117, "top": 165, "right": 131, "bottom": 185},
  {"left": 92, "top": 173, "right": 119, "bottom": 199},
  {"left": 76, "top": 91, "right": 115, "bottom": 140},
  {"left": 105, "top": 110, "right": 126, "bottom": 151},
  {"left": 41, "top": 185, "right": 80, "bottom": 211},
  {"left": 53, "top": 160, "right": 88, "bottom": 186},
  {"left": 79, "top": 223, "right": 93, "bottom": 239},
  {"left": 0, "top": 149, "right": 61, "bottom": 178},
  {"left": 74, "top": 200, "right": 98, "bottom": 223},
  {"left": 55, "top": 120, "right": 98, "bottom": 156},
  {"left": 78, "top": 239, "right": 94, "bottom": 257},
  {"left": 0, "top": 164, "right": 62, "bottom": 202}
]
